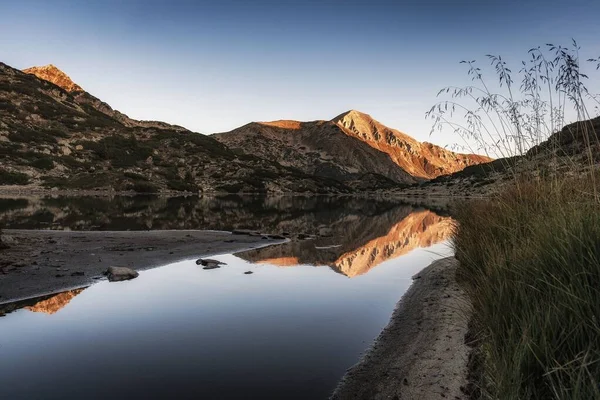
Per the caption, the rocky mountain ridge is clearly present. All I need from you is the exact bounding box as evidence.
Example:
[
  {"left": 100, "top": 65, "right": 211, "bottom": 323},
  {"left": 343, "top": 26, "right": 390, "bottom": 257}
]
[
  {"left": 2, "top": 61, "right": 492, "bottom": 194},
  {"left": 333, "top": 110, "right": 492, "bottom": 179},
  {"left": 0, "top": 62, "right": 348, "bottom": 194},
  {"left": 23, "top": 64, "right": 187, "bottom": 132},
  {"left": 214, "top": 110, "right": 492, "bottom": 186}
]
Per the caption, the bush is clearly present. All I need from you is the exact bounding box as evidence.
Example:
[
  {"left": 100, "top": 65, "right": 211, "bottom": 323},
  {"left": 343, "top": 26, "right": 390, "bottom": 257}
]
[
  {"left": 131, "top": 182, "right": 159, "bottom": 193},
  {"left": 166, "top": 179, "right": 197, "bottom": 192},
  {"left": 0, "top": 170, "right": 29, "bottom": 185},
  {"left": 8, "top": 129, "right": 57, "bottom": 144},
  {"left": 124, "top": 172, "right": 149, "bottom": 181},
  {"left": 30, "top": 157, "right": 54, "bottom": 170},
  {"left": 78, "top": 135, "right": 152, "bottom": 168}
]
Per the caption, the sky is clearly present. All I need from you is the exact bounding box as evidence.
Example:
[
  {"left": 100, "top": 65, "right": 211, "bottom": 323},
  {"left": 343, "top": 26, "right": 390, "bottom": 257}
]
[{"left": 1, "top": 0, "right": 599, "bottom": 149}]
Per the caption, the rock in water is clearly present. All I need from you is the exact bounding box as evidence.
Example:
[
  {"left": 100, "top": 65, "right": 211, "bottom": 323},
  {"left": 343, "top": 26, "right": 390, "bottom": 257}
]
[
  {"left": 196, "top": 258, "right": 227, "bottom": 270},
  {"left": 105, "top": 266, "right": 139, "bottom": 282}
]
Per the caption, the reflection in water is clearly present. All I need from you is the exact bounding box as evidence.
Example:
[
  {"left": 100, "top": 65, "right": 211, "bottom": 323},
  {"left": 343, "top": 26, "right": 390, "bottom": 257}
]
[
  {"left": 0, "top": 194, "right": 450, "bottom": 233},
  {"left": 0, "top": 195, "right": 455, "bottom": 399},
  {"left": 332, "top": 210, "right": 453, "bottom": 276},
  {"left": 237, "top": 209, "right": 453, "bottom": 277},
  {"left": 25, "top": 288, "right": 86, "bottom": 315}
]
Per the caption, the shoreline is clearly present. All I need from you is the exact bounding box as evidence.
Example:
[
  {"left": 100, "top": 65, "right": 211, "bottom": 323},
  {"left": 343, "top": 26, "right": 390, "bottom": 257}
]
[
  {"left": 0, "top": 186, "right": 490, "bottom": 199},
  {"left": 0, "top": 229, "right": 283, "bottom": 304},
  {"left": 331, "top": 257, "right": 472, "bottom": 400}
]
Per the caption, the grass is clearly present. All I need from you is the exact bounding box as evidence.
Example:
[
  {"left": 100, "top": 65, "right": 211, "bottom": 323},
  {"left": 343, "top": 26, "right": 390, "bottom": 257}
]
[
  {"left": 454, "top": 178, "right": 600, "bottom": 399},
  {"left": 434, "top": 42, "right": 600, "bottom": 399}
]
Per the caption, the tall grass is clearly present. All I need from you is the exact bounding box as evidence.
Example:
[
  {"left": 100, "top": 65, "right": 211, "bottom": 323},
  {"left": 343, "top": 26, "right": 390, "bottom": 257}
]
[
  {"left": 430, "top": 42, "right": 600, "bottom": 399},
  {"left": 454, "top": 179, "right": 600, "bottom": 399}
]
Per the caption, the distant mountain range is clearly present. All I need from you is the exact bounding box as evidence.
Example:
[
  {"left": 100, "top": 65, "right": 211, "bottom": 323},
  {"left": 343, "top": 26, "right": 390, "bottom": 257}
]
[{"left": 0, "top": 62, "right": 491, "bottom": 193}]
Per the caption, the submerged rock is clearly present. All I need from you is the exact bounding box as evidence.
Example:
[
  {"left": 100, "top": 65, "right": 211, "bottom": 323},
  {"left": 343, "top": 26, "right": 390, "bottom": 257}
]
[
  {"left": 196, "top": 258, "right": 226, "bottom": 270},
  {"left": 105, "top": 266, "right": 139, "bottom": 282}
]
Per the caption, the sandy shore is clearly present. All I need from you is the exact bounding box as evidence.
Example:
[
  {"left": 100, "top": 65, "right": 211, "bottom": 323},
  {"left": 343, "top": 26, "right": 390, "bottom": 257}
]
[
  {"left": 0, "top": 229, "right": 283, "bottom": 304},
  {"left": 331, "top": 257, "right": 472, "bottom": 400}
]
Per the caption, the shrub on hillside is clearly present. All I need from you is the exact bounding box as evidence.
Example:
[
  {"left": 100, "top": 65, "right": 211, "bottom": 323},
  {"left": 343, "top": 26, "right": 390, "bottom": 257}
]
[
  {"left": 0, "top": 170, "right": 29, "bottom": 185},
  {"left": 131, "top": 182, "right": 159, "bottom": 193},
  {"left": 30, "top": 157, "right": 54, "bottom": 170}
]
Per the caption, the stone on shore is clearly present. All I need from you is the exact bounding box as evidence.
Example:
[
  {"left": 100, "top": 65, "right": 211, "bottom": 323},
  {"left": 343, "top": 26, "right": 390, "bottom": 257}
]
[{"left": 105, "top": 266, "right": 139, "bottom": 282}]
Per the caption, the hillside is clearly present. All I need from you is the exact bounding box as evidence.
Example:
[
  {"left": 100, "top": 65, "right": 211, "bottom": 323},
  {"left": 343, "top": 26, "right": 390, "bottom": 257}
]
[
  {"left": 401, "top": 116, "right": 600, "bottom": 196},
  {"left": 333, "top": 110, "right": 492, "bottom": 178},
  {"left": 214, "top": 110, "right": 491, "bottom": 186},
  {"left": 22, "top": 64, "right": 187, "bottom": 131},
  {"left": 0, "top": 62, "right": 349, "bottom": 194},
  {"left": 214, "top": 119, "right": 416, "bottom": 186}
]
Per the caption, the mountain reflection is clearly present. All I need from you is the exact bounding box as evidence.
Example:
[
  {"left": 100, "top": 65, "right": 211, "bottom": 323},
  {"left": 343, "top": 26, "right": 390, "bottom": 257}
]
[
  {"left": 235, "top": 208, "right": 453, "bottom": 277},
  {"left": 25, "top": 288, "right": 86, "bottom": 314}
]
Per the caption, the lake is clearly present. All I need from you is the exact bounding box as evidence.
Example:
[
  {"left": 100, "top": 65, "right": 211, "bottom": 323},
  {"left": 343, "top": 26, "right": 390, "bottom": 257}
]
[{"left": 0, "top": 195, "right": 454, "bottom": 399}]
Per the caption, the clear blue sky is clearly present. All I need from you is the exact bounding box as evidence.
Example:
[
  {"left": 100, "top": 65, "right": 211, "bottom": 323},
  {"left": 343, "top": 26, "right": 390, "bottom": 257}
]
[{"left": 1, "top": 0, "right": 599, "bottom": 148}]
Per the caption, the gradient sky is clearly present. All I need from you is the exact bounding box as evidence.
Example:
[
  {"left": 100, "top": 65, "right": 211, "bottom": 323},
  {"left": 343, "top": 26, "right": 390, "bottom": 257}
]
[{"left": 1, "top": 0, "right": 599, "bottom": 149}]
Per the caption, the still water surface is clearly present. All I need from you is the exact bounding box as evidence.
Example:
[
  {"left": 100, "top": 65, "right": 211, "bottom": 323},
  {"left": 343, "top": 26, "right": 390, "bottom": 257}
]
[{"left": 0, "top": 196, "right": 453, "bottom": 399}]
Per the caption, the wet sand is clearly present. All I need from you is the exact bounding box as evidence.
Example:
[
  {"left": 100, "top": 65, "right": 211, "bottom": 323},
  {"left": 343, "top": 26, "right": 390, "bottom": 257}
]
[
  {"left": 0, "top": 229, "right": 283, "bottom": 304},
  {"left": 331, "top": 257, "right": 472, "bottom": 400}
]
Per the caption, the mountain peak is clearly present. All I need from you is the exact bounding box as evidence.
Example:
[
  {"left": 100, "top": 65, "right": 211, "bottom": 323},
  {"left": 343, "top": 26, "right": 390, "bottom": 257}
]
[
  {"left": 333, "top": 109, "right": 373, "bottom": 123},
  {"left": 23, "top": 64, "right": 84, "bottom": 93}
]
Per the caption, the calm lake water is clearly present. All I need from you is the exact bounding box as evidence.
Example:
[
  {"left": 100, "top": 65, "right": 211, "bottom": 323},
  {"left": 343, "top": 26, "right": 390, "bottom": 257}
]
[{"left": 0, "top": 195, "right": 454, "bottom": 399}]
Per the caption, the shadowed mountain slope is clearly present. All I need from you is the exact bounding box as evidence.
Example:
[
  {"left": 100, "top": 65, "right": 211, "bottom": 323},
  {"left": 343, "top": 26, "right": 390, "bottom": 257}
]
[{"left": 0, "top": 62, "right": 349, "bottom": 194}]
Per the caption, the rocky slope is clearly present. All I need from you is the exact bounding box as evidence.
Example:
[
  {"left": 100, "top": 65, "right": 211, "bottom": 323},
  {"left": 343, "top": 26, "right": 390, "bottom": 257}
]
[
  {"left": 214, "top": 119, "right": 416, "bottom": 187},
  {"left": 0, "top": 62, "right": 349, "bottom": 194},
  {"left": 400, "top": 116, "right": 600, "bottom": 197},
  {"left": 333, "top": 110, "right": 492, "bottom": 178},
  {"left": 23, "top": 64, "right": 187, "bottom": 131},
  {"left": 214, "top": 110, "right": 491, "bottom": 187}
]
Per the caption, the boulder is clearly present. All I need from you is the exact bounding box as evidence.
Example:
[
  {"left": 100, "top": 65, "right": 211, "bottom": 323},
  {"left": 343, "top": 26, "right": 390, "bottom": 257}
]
[
  {"left": 196, "top": 258, "right": 226, "bottom": 270},
  {"left": 105, "top": 266, "right": 139, "bottom": 282}
]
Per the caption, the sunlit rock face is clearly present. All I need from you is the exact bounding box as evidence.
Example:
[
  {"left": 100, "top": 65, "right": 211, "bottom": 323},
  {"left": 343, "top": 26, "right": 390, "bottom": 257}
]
[
  {"left": 23, "top": 64, "right": 84, "bottom": 93},
  {"left": 333, "top": 110, "right": 492, "bottom": 179},
  {"left": 25, "top": 288, "right": 85, "bottom": 315},
  {"left": 330, "top": 210, "right": 453, "bottom": 277}
]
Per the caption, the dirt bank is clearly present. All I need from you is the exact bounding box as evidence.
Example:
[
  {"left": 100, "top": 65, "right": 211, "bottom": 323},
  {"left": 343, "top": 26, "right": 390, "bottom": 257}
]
[
  {"left": 0, "top": 229, "right": 283, "bottom": 304},
  {"left": 331, "top": 257, "right": 472, "bottom": 400}
]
